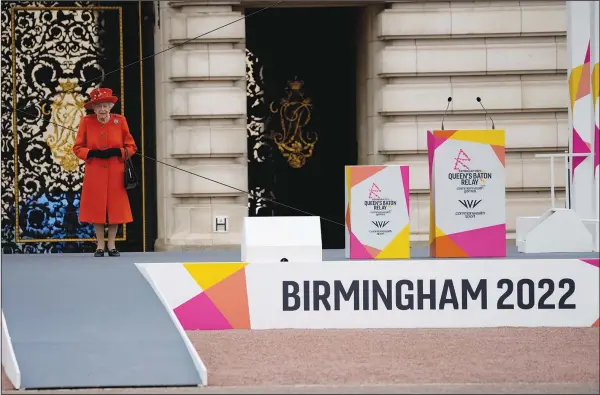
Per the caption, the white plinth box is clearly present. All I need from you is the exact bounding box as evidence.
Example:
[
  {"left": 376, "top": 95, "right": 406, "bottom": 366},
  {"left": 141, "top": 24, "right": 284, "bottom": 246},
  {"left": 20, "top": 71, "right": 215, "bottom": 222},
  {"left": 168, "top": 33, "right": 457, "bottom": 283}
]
[{"left": 241, "top": 216, "right": 323, "bottom": 263}]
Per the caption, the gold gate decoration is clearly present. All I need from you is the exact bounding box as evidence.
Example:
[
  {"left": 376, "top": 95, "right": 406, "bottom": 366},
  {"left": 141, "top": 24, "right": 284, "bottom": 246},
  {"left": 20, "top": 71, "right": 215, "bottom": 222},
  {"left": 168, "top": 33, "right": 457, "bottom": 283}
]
[
  {"left": 42, "top": 78, "right": 87, "bottom": 173},
  {"left": 268, "top": 79, "right": 318, "bottom": 169}
]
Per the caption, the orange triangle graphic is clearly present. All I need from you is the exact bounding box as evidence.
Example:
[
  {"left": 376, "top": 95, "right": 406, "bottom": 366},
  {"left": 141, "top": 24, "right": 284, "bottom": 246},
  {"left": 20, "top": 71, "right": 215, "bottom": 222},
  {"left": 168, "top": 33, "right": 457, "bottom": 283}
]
[
  {"left": 434, "top": 130, "right": 457, "bottom": 139},
  {"left": 350, "top": 166, "right": 387, "bottom": 188},
  {"left": 432, "top": 235, "right": 469, "bottom": 258},
  {"left": 345, "top": 205, "right": 351, "bottom": 228},
  {"left": 203, "top": 269, "right": 250, "bottom": 329},
  {"left": 490, "top": 144, "right": 505, "bottom": 167},
  {"left": 592, "top": 318, "right": 599, "bottom": 327},
  {"left": 364, "top": 245, "right": 381, "bottom": 258},
  {"left": 577, "top": 62, "right": 591, "bottom": 100}
]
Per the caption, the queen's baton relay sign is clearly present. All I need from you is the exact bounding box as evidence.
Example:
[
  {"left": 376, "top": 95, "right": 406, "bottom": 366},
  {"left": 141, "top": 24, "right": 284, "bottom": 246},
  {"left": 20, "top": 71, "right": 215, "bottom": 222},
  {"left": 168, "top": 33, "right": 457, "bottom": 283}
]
[
  {"left": 345, "top": 165, "right": 410, "bottom": 259},
  {"left": 428, "top": 130, "right": 506, "bottom": 258}
]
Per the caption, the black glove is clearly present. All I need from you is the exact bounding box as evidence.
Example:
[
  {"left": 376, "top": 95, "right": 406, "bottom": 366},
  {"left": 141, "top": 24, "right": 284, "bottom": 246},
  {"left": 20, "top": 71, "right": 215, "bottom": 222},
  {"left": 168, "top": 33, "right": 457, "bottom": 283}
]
[
  {"left": 105, "top": 148, "right": 122, "bottom": 158},
  {"left": 87, "top": 149, "right": 103, "bottom": 159}
]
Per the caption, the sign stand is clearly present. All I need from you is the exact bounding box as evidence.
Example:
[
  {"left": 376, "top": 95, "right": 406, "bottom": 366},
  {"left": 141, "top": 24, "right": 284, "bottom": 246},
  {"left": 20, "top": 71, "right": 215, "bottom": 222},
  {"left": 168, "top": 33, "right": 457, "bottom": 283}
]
[
  {"left": 428, "top": 130, "right": 506, "bottom": 258},
  {"left": 344, "top": 165, "right": 410, "bottom": 259}
]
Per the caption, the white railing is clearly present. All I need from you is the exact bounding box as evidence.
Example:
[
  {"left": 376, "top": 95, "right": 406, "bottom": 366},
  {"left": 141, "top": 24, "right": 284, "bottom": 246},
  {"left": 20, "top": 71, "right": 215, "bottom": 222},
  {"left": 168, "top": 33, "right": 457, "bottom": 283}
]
[{"left": 534, "top": 152, "right": 592, "bottom": 209}]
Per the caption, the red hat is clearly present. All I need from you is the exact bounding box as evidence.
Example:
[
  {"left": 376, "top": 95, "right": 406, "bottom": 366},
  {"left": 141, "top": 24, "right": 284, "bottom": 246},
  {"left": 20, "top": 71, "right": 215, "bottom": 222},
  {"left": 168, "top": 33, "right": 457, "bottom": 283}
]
[{"left": 85, "top": 87, "right": 118, "bottom": 109}]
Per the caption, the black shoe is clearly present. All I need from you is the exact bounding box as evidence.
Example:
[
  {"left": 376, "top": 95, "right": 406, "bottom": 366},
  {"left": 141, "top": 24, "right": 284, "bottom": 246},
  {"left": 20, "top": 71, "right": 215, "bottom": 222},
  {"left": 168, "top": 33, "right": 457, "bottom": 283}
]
[
  {"left": 94, "top": 249, "right": 105, "bottom": 257},
  {"left": 108, "top": 249, "right": 120, "bottom": 257}
]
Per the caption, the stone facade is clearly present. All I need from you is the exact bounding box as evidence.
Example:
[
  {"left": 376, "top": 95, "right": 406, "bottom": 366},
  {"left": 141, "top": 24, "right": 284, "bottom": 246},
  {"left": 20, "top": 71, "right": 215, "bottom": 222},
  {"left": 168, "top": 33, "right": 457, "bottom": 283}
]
[
  {"left": 154, "top": 1, "right": 248, "bottom": 250},
  {"left": 154, "top": 0, "right": 568, "bottom": 250}
]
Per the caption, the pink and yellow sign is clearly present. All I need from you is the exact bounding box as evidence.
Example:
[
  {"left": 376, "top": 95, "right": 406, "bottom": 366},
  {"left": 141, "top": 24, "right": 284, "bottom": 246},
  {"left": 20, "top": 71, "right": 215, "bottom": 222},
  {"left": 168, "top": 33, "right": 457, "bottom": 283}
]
[
  {"left": 567, "top": 1, "right": 596, "bottom": 220},
  {"left": 344, "top": 165, "right": 410, "bottom": 259},
  {"left": 428, "top": 130, "right": 506, "bottom": 258}
]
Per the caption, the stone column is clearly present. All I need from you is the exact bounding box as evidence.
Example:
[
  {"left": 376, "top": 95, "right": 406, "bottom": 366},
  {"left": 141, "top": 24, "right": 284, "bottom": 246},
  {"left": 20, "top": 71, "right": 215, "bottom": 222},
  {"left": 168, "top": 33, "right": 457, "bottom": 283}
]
[
  {"left": 154, "top": 1, "right": 247, "bottom": 251},
  {"left": 567, "top": 1, "right": 595, "bottom": 219},
  {"left": 356, "top": 4, "right": 386, "bottom": 167}
]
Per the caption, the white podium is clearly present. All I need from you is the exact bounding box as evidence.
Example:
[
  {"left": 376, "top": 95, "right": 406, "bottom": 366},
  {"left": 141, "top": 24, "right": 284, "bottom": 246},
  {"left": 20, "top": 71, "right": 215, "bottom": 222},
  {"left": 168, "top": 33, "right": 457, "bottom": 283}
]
[
  {"left": 344, "top": 165, "right": 410, "bottom": 259},
  {"left": 427, "top": 129, "right": 507, "bottom": 258}
]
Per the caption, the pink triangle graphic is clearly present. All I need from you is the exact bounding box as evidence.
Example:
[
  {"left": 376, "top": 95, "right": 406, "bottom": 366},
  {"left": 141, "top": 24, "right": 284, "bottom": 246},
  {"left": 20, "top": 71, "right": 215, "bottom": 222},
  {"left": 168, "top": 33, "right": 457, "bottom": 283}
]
[
  {"left": 584, "top": 41, "right": 591, "bottom": 64},
  {"left": 581, "top": 259, "right": 599, "bottom": 268},
  {"left": 572, "top": 128, "right": 591, "bottom": 177},
  {"left": 427, "top": 132, "right": 448, "bottom": 183},
  {"left": 594, "top": 125, "right": 599, "bottom": 169},
  {"left": 446, "top": 224, "right": 506, "bottom": 257},
  {"left": 349, "top": 230, "right": 372, "bottom": 259},
  {"left": 427, "top": 131, "right": 435, "bottom": 183},
  {"left": 433, "top": 136, "right": 449, "bottom": 152},
  {"left": 174, "top": 292, "right": 233, "bottom": 330},
  {"left": 364, "top": 245, "right": 381, "bottom": 258},
  {"left": 400, "top": 165, "right": 410, "bottom": 215}
]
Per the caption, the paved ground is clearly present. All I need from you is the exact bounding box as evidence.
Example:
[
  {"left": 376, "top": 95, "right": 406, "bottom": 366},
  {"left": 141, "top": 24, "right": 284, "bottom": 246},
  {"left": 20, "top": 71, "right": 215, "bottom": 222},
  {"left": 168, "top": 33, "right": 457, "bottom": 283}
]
[
  {"left": 2, "top": 382, "right": 599, "bottom": 394},
  {"left": 4, "top": 328, "right": 598, "bottom": 394}
]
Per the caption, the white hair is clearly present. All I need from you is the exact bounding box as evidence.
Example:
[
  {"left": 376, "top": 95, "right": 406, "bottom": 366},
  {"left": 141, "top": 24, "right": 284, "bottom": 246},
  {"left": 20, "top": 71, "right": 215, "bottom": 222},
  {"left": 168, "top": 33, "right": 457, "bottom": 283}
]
[{"left": 92, "top": 102, "right": 115, "bottom": 111}]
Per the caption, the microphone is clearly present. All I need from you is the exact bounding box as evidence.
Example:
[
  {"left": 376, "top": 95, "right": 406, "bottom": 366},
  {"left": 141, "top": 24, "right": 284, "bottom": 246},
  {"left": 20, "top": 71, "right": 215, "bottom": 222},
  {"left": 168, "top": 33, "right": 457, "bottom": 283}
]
[
  {"left": 476, "top": 97, "right": 495, "bottom": 130},
  {"left": 441, "top": 97, "right": 452, "bottom": 130}
]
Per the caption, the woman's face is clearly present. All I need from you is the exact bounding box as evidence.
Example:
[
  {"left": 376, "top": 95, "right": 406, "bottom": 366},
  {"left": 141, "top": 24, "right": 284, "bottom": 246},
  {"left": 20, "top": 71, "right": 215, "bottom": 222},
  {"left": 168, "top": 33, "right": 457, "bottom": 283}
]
[{"left": 92, "top": 102, "right": 113, "bottom": 117}]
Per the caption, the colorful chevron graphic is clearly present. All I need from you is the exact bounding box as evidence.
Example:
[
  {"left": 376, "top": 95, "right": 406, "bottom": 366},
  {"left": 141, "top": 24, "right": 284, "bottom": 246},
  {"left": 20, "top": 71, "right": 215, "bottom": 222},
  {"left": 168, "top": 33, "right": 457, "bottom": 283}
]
[
  {"left": 569, "top": 41, "right": 593, "bottom": 177},
  {"left": 140, "top": 262, "right": 250, "bottom": 330},
  {"left": 427, "top": 130, "right": 506, "bottom": 258},
  {"left": 581, "top": 258, "right": 600, "bottom": 327}
]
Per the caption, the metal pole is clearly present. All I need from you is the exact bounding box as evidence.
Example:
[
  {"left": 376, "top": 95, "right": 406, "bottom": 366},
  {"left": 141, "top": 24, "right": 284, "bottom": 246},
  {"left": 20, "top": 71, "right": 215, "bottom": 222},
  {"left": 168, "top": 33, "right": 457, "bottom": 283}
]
[
  {"left": 564, "top": 152, "right": 570, "bottom": 209},
  {"left": 550, "top": 156, "right": 556, "bottom": 208}
]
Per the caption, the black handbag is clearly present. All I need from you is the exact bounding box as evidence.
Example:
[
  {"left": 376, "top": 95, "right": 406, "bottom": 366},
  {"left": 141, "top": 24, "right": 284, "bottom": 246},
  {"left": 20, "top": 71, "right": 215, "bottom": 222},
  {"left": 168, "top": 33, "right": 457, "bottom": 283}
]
[{"left": 124, "top": 148, "right": 140, "bottom": 190}]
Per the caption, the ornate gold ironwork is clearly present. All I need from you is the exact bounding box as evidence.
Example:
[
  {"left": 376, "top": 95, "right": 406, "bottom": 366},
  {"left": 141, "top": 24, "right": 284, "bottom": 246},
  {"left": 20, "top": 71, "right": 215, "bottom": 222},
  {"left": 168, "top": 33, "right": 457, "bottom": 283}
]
[
  {"left": 42, "top": 78, "right": 87, "bottom": 173},
  {"left": 268, "top": 79, "right": 317, "bottom": 169}
]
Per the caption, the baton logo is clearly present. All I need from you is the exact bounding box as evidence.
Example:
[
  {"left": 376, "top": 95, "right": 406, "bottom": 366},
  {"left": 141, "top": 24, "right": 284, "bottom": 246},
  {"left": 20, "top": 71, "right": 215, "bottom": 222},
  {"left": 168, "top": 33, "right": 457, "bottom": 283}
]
[
  {"left": 368, "top": 183, "right": 381, "bottom": 199},
  {"left": 454, "top": 149, "right": 471, "bottom": 171}
]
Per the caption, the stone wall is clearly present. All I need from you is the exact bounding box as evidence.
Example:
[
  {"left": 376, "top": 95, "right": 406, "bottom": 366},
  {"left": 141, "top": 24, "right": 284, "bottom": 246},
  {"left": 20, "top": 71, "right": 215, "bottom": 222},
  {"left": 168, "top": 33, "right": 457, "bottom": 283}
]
[
  {"left": 154, "top": 1, "right": 247, "bottom": 250},
  {"left": 372, "top": 1, "right": 568, "bottom": 241}
]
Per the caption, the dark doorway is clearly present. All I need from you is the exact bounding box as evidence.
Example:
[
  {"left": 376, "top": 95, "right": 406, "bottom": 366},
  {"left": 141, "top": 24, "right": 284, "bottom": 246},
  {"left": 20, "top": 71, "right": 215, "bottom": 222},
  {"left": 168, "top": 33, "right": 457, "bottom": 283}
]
[{"left": 246, "top": 7, "right": 359, "bottom": 249}]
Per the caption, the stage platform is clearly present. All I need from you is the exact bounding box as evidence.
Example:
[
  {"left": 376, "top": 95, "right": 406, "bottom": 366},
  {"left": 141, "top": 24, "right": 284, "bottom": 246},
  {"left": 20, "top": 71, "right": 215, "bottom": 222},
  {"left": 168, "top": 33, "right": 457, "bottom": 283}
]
[
  {"left": 1, "top": 246, "right": 598, "bottom": 390},
  {"left": 2, "top": 246, "right": 597, "bottom": 266}
]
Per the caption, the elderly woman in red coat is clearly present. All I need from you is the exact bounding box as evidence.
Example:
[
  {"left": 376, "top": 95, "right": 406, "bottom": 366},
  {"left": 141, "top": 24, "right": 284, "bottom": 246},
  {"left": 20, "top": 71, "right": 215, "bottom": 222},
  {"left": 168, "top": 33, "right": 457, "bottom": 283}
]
[{"left": 73, "top": 87, "right": 137, "bottom": 257}]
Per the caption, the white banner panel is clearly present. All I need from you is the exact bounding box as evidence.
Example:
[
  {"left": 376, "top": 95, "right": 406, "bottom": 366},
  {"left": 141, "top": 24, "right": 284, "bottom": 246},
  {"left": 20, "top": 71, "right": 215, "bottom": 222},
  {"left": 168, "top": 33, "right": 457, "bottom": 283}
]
[
  {"left": 567, "top": 1, "right": 595, "bottom": 219},
  {"left": 245, "top": 259, "right": 599, "bottom": 329}
]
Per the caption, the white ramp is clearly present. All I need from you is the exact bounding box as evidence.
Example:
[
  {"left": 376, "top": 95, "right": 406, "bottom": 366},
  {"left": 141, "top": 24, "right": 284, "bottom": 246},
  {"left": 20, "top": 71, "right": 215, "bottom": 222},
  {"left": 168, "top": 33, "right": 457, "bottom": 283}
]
[
  {"left": 241, "top": 216, "right": 322, "bottom": 263},
  {"left": 1, "top": 310, "right": 21, "bottom": 390}
]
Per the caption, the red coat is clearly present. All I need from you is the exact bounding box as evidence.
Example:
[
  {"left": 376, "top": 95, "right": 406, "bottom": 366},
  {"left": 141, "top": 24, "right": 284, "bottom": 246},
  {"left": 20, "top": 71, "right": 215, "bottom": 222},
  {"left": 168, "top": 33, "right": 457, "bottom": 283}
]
[{"left": 73, "top": 114, "right": 137, "bottom": 225}]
